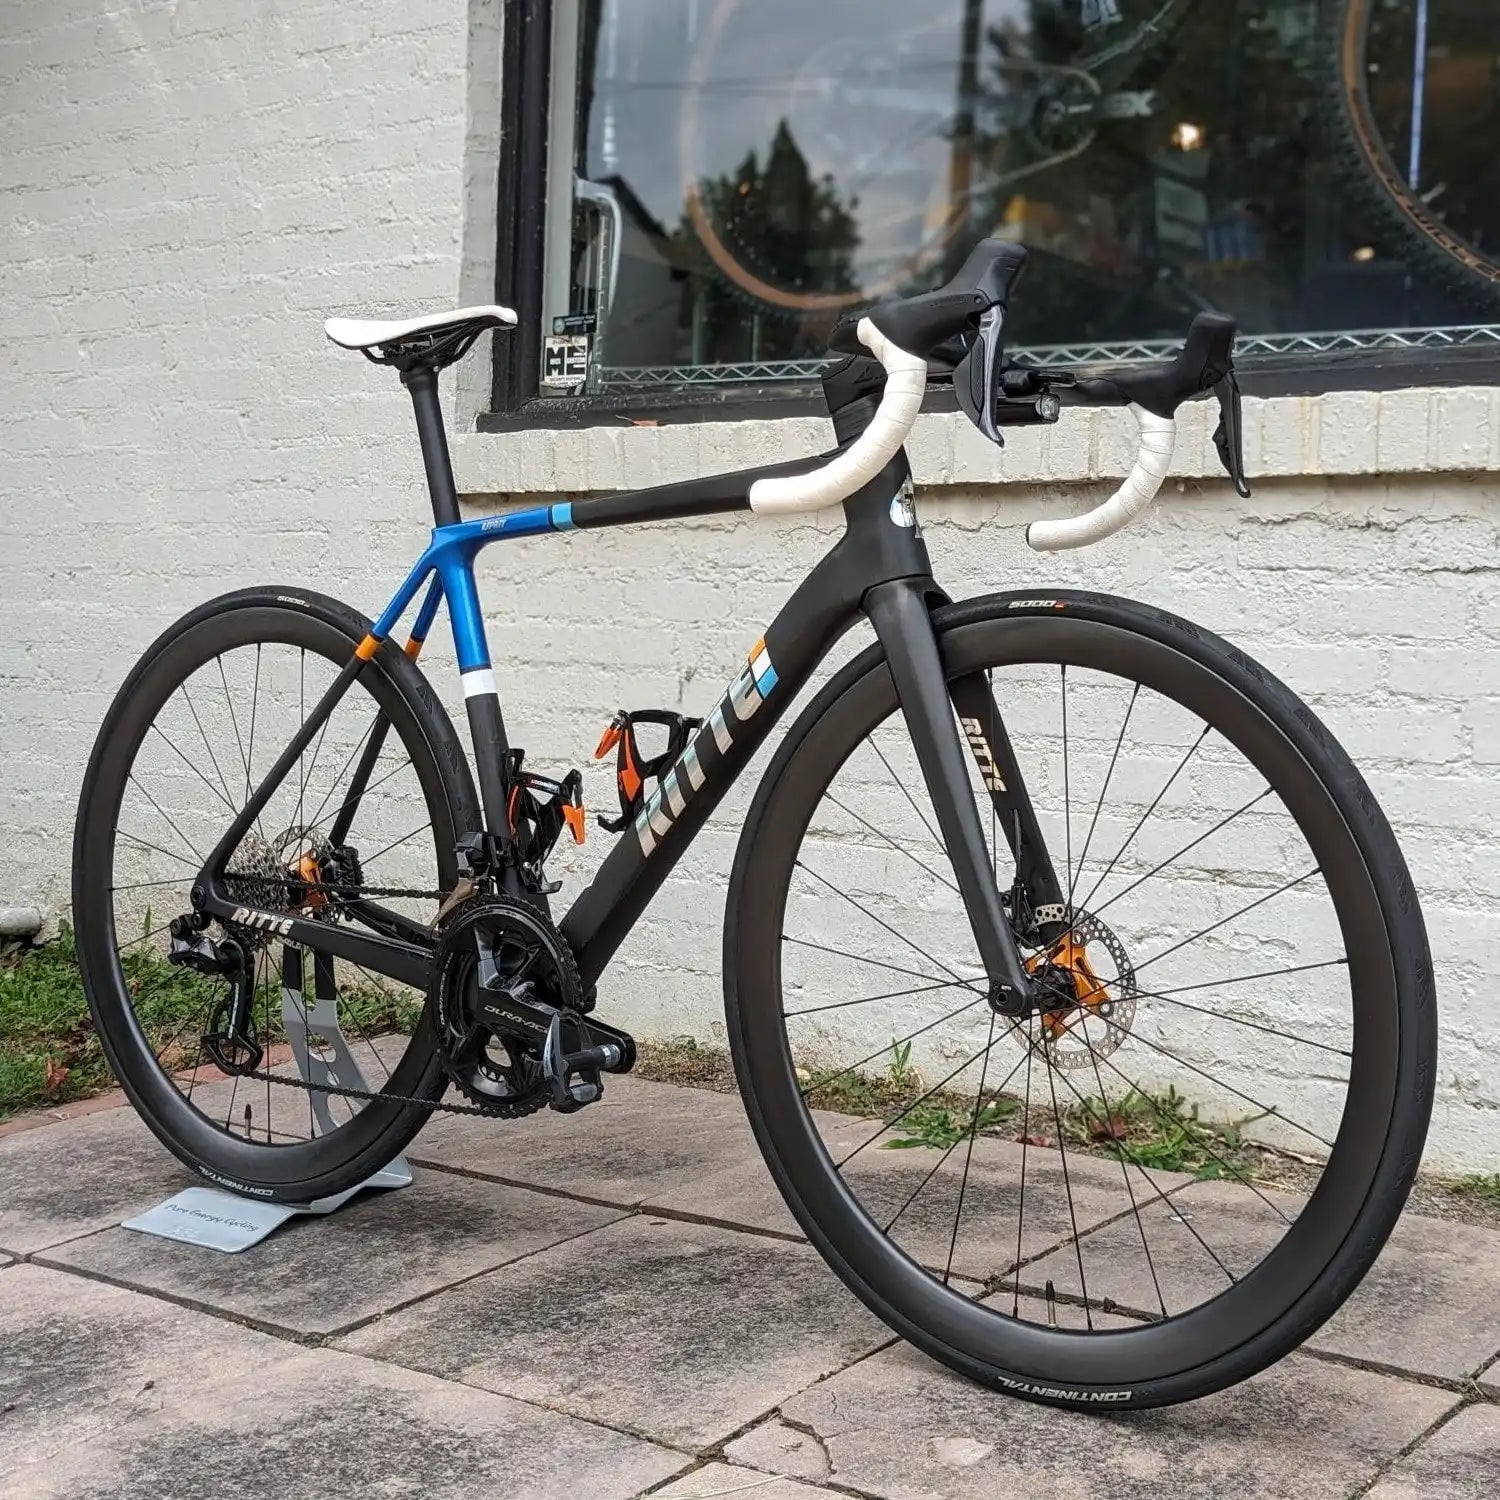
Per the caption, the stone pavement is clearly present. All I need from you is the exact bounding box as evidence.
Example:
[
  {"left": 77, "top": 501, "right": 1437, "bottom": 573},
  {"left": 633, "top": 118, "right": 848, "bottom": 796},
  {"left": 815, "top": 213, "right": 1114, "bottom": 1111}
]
[{"left": 2, "top": 1075, "right": 1497, "bottom": 1499}]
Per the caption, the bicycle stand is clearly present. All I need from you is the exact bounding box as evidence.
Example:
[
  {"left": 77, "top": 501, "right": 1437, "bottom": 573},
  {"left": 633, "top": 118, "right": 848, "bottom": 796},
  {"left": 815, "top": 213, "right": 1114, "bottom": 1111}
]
[{"left": 122, "top": 945, "right": 411, "bottom": 1254}]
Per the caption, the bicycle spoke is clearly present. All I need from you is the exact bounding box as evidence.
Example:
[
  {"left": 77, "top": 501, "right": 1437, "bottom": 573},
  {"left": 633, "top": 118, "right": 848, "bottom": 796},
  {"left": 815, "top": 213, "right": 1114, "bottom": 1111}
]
[
  {"left": 1077, "top": 723, "right": 1210, "bottom": 913},
  {"left": 117, "top": 918, "right": 175, "bottom": 954},
  {"left": 1092, "top": 786, "right": 1274, "bottom": 918},
  {"left": 782, "top": 934, "right": 980, "bottom": 989},
  {"left": 149, "top": 723, "right": 238, "bottom": 816},
  {"left": 1130, "top": 867, "right": 1321, "bottom": 983},
  {"left": 1043, "top": 1041, "right": 1092, "bottom": 1327},
  {"left": 115, "top": 830, "right": 200, "bottom": 869},
  {"left": 1142, "top": 986, "right": 1350, "bottom": 1058},
  {"left": 178, "top": 685, "right": 236, "bottom": 814},
  {"left": 302, "top": 717, "right": 380, "bottom": 833},
  {"left": 296, "top": 649, "right": 308, "bottom": 838},
  {"left": 1116, "top": 1022, "right": 1336, "bottom": 1152},
  {"left": 1012, "top": 1024, "right": 1034, "bottom": 1317},
  {"left": 1076, "top": 1033, "right": 1298, "bottom": 1225},
  {"left": 800, "top": 995, "right": 986, "bottom": 1101},
  {"left": 794, "top": 859, "right": 971, "bottom": 986},
  {"left": 1061, "top": 666, "right": 1073, "bottom": 911},
  {"left": 303, "top": 755, "right": 414, "bottom": 839},
  {"left": 944, "top": 1011, "right": 999, "bottom": 1285},
  {"left": 834, "top": 1030, "right": 1004, "bottom": 1172},
  {"left": 1069, "top": 682, "right": 1137, "bottom": 910},
  {"left": 869, "top": 734, "right": 946, "bottom": 854},
  {"left": 882, "top": 1048, "right": 1029, "bottom": 1235},
  {"left": 126, "top": 773, "right": 202, "bottom": 864},
  {"left": 1079, "top": 1010, "right": 1166, "bottom": 1318},
  {"left": 784, "top": 976, "right": 971, "bottom": 1019},
  {"left": 361, "top": 821, "right": 433, "bottom": 871},
  {"left": 823, "top": 790, "right": 959, "bottom": 895},
  {"left": 217, "top": 655, "right": 264, "bottom": 839},
  {"left": 245, "top": 643, "right": 262, "bottom": 808},
  {"left": 1015, "top": 1023, "right": 1240, "bottom": 1289}
]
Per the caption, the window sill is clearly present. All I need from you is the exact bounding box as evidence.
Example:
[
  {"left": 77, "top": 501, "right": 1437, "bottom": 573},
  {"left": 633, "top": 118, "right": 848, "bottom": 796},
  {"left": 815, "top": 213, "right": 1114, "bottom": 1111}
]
[{"left": 452, "top": 385, "right": 1500, "bottom": 501}]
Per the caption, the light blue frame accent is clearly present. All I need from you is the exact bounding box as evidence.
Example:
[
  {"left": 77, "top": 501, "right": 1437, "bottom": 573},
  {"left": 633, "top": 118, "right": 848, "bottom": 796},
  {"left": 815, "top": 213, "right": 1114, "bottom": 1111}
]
[{"left": 369, "top": 506, "right": 572, "bottom": 672}]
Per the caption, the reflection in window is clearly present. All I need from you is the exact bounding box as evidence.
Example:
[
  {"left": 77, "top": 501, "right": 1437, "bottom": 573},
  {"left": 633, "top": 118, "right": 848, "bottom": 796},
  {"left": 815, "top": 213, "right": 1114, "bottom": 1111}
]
[{"left": 561, "top": 0, "right": 1500, "bottom": 392}]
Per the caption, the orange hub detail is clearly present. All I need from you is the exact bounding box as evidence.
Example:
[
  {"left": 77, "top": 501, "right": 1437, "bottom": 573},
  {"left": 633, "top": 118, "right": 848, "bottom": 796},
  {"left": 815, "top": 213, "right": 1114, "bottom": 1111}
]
[
  {"left": 297, "top": 853, "right": 329, "bottom": 910},
  {"left": 1026, "top": 932, "right": 1111, "bottom": 1039}
]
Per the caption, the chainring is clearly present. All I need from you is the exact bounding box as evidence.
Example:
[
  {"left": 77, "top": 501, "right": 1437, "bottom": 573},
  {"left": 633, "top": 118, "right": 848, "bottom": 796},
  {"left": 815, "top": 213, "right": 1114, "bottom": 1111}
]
[{"left": 429, "top": 894, "right": 585, "bottom": 1118}]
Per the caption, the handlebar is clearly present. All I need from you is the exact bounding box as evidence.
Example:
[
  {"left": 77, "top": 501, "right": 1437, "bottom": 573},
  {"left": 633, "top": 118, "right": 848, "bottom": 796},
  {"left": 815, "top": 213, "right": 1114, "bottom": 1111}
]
[
  {"left": 748, "top": 241, "right": 1028, "bottom": 518},
  {"left": 1027, "top": 310, "right": 1250, "bottom": 551},
  {"left": 748, "top": 244, "right": 1250, "bottom": 538},
  {"left": 747, "top": 315, "right": 927, "bottom": 516}
]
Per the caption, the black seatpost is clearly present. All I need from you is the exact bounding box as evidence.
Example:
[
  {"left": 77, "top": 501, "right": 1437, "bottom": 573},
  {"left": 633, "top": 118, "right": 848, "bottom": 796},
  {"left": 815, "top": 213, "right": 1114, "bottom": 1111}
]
[{"left": 402, "top": 364, "right": 461, "bottom": 528}]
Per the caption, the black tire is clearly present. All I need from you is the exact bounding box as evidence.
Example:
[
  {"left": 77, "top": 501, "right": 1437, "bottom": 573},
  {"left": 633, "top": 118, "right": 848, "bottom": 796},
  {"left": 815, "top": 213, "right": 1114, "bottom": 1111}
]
[
  {"left": 725, "top": 590, "right": 1435, "bottom": 1409},
  {"left": 72, "top": 587, "right": 479, "bottom": 1203},
  {"left": 1325, "top": 0, "right": 1500, "bottom": 309}
]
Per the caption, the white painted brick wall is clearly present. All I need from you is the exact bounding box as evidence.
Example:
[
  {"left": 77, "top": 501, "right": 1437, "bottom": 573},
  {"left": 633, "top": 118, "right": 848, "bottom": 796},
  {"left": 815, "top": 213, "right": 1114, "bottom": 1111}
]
[{"left": 2, "top": 0, "right": 1498, "bottom": 1171}]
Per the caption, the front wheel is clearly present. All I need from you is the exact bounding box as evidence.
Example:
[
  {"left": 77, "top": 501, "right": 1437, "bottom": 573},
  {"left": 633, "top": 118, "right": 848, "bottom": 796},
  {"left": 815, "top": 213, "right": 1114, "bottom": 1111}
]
[{"left": 726, "top": 590, "right": 1434, "bottom": 1409}]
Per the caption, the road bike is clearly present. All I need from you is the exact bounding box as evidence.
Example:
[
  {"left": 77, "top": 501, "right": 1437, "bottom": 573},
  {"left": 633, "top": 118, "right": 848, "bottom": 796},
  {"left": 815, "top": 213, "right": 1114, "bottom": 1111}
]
[{"left": 73, "top": 240, "right": 1435, "bottom": 1409}]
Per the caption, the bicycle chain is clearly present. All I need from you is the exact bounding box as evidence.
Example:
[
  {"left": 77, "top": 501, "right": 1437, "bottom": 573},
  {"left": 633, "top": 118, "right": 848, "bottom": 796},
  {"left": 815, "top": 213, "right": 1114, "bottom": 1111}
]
[{"left": 242, "top": 1065, "right": 503, "bottom": 1117}]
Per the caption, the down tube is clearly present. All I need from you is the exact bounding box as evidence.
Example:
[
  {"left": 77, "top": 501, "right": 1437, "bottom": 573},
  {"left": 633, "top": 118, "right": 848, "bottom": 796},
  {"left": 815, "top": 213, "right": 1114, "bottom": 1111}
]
[{"left": 561, "top": 560, "right": 864, "bottom": 990}]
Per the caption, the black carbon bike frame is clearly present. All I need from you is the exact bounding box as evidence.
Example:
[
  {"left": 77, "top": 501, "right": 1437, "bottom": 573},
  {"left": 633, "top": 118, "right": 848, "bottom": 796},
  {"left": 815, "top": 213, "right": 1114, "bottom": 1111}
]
[{"left": 191, "top": 367, "right": 1066, "bottom": 1015}]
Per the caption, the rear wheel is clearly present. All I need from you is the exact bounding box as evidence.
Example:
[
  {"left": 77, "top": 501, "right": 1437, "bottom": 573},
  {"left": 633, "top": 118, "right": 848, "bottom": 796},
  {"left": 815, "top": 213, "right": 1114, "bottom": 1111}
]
[
  {"left": 726, "top": 591, "right": 1434, "bottom": 1408},
  {"left": 72, "top": 587, "right": 478, "bottom": 1203}
]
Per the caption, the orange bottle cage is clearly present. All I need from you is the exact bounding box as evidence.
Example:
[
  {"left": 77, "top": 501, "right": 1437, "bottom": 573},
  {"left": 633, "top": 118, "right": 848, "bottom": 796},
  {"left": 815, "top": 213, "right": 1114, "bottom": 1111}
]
[{"left": 593, "top": 709, "right": 700, "bottom": 833}]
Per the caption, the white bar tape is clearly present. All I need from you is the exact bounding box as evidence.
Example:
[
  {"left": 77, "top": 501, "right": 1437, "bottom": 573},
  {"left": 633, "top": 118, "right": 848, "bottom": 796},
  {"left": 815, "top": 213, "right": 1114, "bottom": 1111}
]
[
  {"left": 461, "top": 668, "right": 498, "bottom": 699},
  {"left": 1025, "top": 405, "right": 1177, "bottom": 552},
  {"left": 747, "top": 317, "right": 926, "bottom": 516}
]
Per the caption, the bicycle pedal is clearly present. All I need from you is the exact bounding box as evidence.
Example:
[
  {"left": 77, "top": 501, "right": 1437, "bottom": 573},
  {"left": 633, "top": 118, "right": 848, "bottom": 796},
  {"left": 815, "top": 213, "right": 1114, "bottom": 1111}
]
[{"left": 540, "top": 1010, "right": 633, "bottom": 1114}]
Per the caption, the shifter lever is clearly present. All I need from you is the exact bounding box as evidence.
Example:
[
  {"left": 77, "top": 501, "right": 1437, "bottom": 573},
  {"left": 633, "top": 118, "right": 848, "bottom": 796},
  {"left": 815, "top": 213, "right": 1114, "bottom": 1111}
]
[{"left": 1212, "top": 373, "right": 1251, "bottom": 498}]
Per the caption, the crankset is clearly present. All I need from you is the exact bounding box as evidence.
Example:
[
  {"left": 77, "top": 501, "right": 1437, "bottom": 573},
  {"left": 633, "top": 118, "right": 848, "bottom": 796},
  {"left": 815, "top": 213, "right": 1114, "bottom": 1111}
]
[{"left": 430, "top": 894, "right": 635, "bottom": 1116}]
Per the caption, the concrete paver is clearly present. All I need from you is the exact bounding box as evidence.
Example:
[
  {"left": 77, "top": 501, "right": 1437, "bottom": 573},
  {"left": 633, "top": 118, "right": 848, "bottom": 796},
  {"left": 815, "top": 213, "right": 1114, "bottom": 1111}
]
[
  {"left": 0, "top": 1267, "right": 680, "bottom": 1500},
  {"left": 0, "top": 1107, "right": 194, "bottom": 1254},
  {"left": 1022, "top": 1178, "right": 1500, "bottom": 1380},
  {"left": 742, "top": 1339, "right": 1458, "bottom": 1499},
  {"left": 1365, "top": 1404, "right": 1500, "bottom": 1500},
  {"left": 38, "top": 1165, "right": 623, "bottom": 1335},
  {"left": 410, "top": 1074, "right": 767, "bottom": 1207},
  {"left": 649, "top": 1463, "right": 850, "bottom": 1499},
  {"left": 4, "top": 1078, "right": 1497, "bottom": 1500},
  {"left": 337, "top": 1213, "right": 892, "bottom": 1449},
  {"left": 652, "top": 1126, "right": 1193, "bottom": 1286}
]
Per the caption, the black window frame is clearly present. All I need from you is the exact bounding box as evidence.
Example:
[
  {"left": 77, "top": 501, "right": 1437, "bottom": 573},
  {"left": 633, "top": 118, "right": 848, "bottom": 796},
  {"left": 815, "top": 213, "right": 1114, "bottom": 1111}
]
[{"left": 485, "top": 0, "right": 1500, "bottom": 434}]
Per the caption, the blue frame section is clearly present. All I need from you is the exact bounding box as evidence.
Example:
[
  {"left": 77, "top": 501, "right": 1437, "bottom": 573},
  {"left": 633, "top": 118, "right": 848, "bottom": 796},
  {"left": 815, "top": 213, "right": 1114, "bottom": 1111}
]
[{"left": 368, "top": 505, "right": 575, "bottom": 673}]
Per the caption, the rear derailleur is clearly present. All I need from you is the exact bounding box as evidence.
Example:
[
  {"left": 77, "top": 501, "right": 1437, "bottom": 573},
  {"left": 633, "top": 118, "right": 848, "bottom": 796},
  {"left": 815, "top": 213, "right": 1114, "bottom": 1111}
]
[{"left": 167, "top": 913, "right": 263, "bottom": 1074}]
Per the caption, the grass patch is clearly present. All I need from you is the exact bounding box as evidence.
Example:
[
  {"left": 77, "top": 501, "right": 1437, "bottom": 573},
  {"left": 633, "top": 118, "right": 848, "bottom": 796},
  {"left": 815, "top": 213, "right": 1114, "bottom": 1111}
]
[
  {"left": 1446, "top": 1172, "right": 1500, "bottom": 1207},
  {"left": 1060, "top": 1084, "right": 1255, "bottom": 1182},
  {"left": 0, "top": 919, "right": 421, "bottom": 1121},
  {"left": 633, "top": 1035, "right": 738, "bottom": 1093}
]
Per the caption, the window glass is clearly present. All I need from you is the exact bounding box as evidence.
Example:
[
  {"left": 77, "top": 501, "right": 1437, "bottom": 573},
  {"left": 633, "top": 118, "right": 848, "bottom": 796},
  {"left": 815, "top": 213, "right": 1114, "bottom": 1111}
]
[{"left": 558, "top": 0, "right": 1500, "bottom": 395}]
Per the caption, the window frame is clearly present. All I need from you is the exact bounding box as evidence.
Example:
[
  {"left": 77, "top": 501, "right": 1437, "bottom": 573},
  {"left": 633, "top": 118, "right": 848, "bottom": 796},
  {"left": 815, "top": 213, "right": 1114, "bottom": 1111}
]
[{"left": 486, "top": 0, "right": 1500, "bottom": 433}]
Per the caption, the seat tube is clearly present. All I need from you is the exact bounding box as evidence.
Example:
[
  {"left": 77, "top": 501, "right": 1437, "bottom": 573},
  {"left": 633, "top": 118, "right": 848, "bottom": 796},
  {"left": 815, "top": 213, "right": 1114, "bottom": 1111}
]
[
  {"left": 438, "top": 550, "right": 514, "bottom": 852},
  {"left": 864, "top": 578, "right": 1034, "bottom": 1014}
]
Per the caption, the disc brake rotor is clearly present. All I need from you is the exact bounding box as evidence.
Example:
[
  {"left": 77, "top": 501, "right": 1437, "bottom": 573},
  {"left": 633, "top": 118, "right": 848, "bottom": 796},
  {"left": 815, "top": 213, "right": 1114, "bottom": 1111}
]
[{"left": 1021, "top": 909, "right": 1136, "bottom": 1073}]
